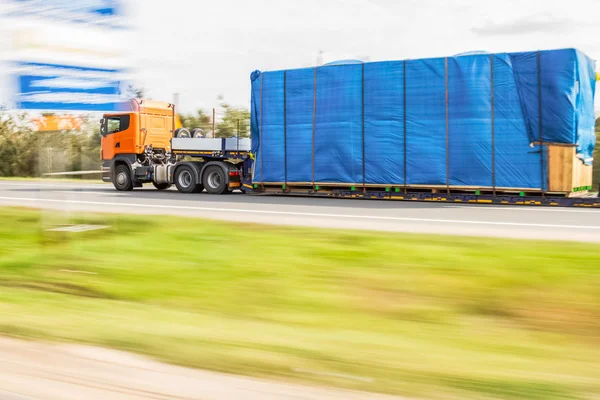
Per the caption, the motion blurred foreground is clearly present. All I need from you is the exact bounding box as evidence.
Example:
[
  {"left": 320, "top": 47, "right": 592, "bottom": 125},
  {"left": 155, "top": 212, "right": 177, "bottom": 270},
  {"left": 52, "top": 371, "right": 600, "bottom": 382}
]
[{"left": 0, "top": 207, "right": 599, "bottom": 399}]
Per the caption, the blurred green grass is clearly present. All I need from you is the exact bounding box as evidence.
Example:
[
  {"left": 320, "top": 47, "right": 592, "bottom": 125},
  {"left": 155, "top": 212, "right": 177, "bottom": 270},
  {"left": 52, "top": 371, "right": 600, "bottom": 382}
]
[{"left": 0, "top": 207, "right": 599, "bottom": 400}]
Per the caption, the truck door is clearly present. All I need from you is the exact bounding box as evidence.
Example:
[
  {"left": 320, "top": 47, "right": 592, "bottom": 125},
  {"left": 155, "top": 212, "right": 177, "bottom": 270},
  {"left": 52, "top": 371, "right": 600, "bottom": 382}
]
[{"left": 101, "top": 114, "right": 132, "bottom": 160}]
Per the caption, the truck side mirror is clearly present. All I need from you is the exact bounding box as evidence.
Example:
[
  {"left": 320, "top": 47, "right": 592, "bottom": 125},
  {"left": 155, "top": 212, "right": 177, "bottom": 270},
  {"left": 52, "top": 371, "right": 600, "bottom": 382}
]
[{"left": 100, "top": 118, "right": 107, "bottom": 136}]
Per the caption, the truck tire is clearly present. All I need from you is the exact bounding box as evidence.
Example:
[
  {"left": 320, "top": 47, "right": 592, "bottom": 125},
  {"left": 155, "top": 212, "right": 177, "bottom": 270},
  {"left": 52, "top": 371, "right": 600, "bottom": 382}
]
[
  {"left": 113, "top": 164, "right": 134, "bottom": 191},
  {"left": 152, "top": 182, "right": 171, "bottom": 190},
  {"left": 174, "top": 128, "right": 191, "bottom": 138},
  {"left": 202, "top": 165, "right": 227, "bottom": 194},
  {"left": 174, "top": 165, "right": 202, "bottom": 193},
  {"left": 191, "top": 128, "right": 205, "bottom": 138}
]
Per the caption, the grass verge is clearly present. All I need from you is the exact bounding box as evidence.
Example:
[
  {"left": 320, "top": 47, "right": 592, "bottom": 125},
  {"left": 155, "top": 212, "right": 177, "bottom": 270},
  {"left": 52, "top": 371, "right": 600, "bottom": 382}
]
[{"left": 0, "top": 207, "right": 598, "bottom": 399}]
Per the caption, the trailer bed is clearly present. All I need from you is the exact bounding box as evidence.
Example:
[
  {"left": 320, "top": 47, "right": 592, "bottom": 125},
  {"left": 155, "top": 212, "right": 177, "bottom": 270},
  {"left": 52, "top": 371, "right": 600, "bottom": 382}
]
[
  {"left": 249, "top": 184, "right": 600, "bottom": 207},
  {"left": 172, "top": 138, "right": 251, "bottom": 152}
]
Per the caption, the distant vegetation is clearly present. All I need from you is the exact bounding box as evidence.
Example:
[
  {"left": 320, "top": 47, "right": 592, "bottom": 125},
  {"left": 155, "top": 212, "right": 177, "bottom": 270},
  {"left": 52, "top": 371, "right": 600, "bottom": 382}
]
[
  {"left": 0, "top": 98, "right": 251, "bottom": 178},
  {"left": 179, "top": 102, "right": 250, "bottom": 138},
  {"left": 0, "top": 114, "right": 100, "bottom": 178}
]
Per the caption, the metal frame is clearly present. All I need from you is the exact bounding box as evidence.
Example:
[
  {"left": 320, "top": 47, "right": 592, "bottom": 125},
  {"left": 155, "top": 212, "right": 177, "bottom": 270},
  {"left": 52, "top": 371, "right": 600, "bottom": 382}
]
[{"left": 248, "top": 185, "right": 600, "bottom": 208}]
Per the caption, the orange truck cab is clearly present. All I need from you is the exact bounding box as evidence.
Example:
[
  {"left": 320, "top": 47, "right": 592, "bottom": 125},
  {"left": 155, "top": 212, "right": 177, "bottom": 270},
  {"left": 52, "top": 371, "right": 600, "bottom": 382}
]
[{"left": 101, "top": 99, "right": 183, "bottom": 189}]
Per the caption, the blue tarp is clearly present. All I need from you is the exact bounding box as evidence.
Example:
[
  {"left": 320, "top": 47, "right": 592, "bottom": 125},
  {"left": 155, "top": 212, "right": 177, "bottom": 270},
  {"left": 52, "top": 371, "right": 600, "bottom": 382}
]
[{"left": 251, "top": 48, "right": 596, "bottom": 189}]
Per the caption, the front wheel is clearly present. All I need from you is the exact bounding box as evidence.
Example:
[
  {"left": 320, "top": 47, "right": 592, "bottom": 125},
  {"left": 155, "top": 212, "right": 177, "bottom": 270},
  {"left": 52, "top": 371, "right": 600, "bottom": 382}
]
[
  {"left": 174, "top": 165, "right": 203, "bottom": 193},
  {"left": 113, "top": 164, "right": 134, "bottom": 191},
  {"left": 152, "top": 182, "right": 171, "bottom": 191}
]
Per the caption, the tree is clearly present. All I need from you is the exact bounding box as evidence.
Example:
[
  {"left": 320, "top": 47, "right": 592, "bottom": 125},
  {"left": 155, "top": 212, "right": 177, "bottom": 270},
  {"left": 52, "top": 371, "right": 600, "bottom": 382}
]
[
  {"left": 0, "top": 113, "right": 103, "bottom": 178},
  {"left": 215, "top": 103, "right": 250, "bottom": 138},
  {"left": 179, "top": 109, "right": 212, "bottom": 132}
]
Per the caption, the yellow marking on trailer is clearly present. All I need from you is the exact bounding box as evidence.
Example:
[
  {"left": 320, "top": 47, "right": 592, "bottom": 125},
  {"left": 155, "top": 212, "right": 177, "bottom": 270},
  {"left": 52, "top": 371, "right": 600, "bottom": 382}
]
[
  {"left": 174, "top": 150, "right": 214, "bottom": 155},
  {"left": 477, "top": 199, "right": 493, "bottom": 203}
]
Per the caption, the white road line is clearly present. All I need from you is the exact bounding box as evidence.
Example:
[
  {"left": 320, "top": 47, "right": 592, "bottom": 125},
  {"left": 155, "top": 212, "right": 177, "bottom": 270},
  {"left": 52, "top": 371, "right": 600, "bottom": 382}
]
[
  {"left": 444, "top": 205, "right": 598, "bottom": 213},
  {"left": 54, "top": 191, "right": 112, "bottom": 195},
  {"left": 0, "top": 182, "right": 106, "bottom": 189},
  {"left": 0, "top": 195, "right": 599, "bottom": 230}
]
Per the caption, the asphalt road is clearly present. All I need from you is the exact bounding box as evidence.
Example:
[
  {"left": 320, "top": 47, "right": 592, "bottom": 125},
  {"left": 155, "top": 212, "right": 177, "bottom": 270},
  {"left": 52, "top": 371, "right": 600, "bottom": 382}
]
[
  {"left": 0, "top": 338, "right": 402, "bottom": 400},
  {"left": 1, "top": 180, "right": 600, "bottom": 242}
]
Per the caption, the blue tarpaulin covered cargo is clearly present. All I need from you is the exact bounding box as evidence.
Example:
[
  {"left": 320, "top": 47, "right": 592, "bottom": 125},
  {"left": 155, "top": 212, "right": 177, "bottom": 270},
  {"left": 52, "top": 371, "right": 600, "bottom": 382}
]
[{"left": 250, "top": 48, "right": 596, "bottom": 191}]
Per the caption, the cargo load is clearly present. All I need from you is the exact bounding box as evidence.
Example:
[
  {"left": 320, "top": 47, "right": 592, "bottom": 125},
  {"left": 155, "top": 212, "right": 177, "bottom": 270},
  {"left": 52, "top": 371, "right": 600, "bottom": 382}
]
[{"left": 250, "top": 48, "right": 597, "bottom": 195}]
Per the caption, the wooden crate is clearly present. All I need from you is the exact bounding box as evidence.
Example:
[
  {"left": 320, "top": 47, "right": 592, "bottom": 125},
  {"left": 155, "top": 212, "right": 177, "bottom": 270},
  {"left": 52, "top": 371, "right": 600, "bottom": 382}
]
[{"left": 547, "top": 145, "right": 593, "bottom": 194}]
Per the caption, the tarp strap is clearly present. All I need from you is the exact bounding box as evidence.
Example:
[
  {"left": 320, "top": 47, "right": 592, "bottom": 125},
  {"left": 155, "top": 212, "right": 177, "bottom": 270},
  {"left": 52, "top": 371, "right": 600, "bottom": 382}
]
[
  {"left": 537, "top": 51, "right": 545, "bottom": 195},
  {"left": 283, "top": 70, "right": 287, "bottom": 188},
  {"left": 312, "top": 67, "right": 317, "bottom": 187},
  {"left": 260, "top": 73, "right": 264, "bottom": 184},
  {"left": 403, "top": 60, "right": 407, "bottom": 193},
  {"left": 490, "top": 54, "right": 496, "bottom": 196},
  {"left": 362, "top": 63, "right": 366, "bottom": 191},
  {"left": 445, "top": 57, "right": 450, "bottom": 194}
]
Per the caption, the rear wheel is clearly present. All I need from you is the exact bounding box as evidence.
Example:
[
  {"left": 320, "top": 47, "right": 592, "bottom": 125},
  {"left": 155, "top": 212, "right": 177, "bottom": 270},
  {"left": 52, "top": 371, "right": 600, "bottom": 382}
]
[
  {"left": 113, "top": 164, "right": 134, "bottom": 191},
  {"left": 152, "top": 182, "right": 171, "bottom": 190},
  {"left": 174, "top": 165, "right": 202, "bottom": 193},
  {"left": 203, "top": 166, "right": 227, "bottom": 194}
]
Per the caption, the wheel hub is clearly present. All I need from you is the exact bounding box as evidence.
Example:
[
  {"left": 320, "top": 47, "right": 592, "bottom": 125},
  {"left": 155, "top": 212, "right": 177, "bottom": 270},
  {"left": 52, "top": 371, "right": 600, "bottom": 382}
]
[
  {"left": 178, "top": 171, "right": 193, "bottom": 188},
  {"left": 207, "top": 171, "right": 221, "bottom": 189},
  {"left": 116, "top": 172, "right": 126, "bottom": 185}
]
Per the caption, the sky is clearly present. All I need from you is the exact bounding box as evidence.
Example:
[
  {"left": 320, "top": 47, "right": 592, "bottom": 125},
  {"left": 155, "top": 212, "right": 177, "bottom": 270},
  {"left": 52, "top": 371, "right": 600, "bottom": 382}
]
[{"left": 131, "top": 0, "right": 600, "bottom": 114}]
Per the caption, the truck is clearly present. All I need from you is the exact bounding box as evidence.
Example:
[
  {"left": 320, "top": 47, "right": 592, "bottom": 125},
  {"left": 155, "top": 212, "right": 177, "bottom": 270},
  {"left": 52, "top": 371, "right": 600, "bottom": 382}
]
[
  {"left": 101, "top": 49, "right": 600, "bottom": 208},
  {"left": 101, "top": 99, "right": 249, "bottom": 194}
]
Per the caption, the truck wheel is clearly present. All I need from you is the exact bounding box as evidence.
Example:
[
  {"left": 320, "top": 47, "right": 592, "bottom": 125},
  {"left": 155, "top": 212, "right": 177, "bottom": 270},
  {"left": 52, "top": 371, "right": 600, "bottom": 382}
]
[
  {"left": 152, "top": 182, "right": 171, "bottom": 190},
  {"left": 191, "top": 128, "right": 205, "bottom": 138},
  {"left": 203, "top": 166, "right": 227, "bottom": 194},
  {"left": 174, "top": 128, "right": 191, "bottom": 138},
  {"left": 113, "top": 164, "right": 134, "bottom": 191},
  {"left": 174, "top": 165, "right": 202, "bottom": 193}
]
